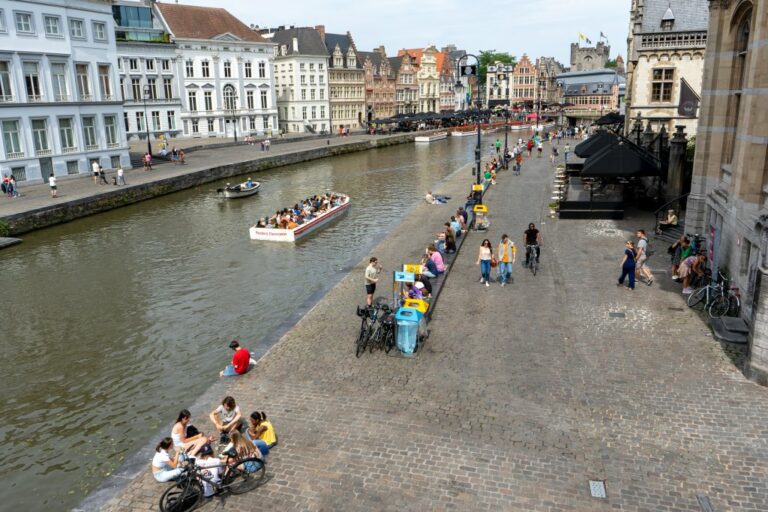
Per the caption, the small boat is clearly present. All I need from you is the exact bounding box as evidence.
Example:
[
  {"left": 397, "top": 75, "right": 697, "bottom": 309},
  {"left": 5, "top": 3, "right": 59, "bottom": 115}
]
[
  {"left": 451, "top": 130, "right": 477, "bottom": 137},
  {"left": 218, "top": 180, "right": 261, "bottom": 199},
  {"left": 414, "top": 132, "right": 448, "bottom": 143},
  {"left": 249, "top": 194, "right": 350, "bottom": 242},
  {"left": 511, "top": 124, "right": 530, "bottom": 131}
]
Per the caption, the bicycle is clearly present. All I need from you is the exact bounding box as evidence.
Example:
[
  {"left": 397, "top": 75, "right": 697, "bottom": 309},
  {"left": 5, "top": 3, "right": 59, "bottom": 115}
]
[
  {"left": 687, "top": 270, "right": 723, "bottom": 311},
  {"left": 525, "top": 245, "right": 539, "bottom": 276},
  {"left": 355, "top": 305, "right": 377, "bottom": 358},
  {"left": 159, "top": 454, "right": 266, "bottom": 512},
  {"left": 369, "top": 300, "right": 396, "bottom": 353},
  {"left": 708, "top": 284, "right": 741, "bottom": 318}
]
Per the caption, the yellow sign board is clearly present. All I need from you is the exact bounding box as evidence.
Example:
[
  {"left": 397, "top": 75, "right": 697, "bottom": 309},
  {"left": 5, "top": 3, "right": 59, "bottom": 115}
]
[
  {"left": 403, "top": 264, "right": 422, "bottom": 274},
  {"left": 472, "top": 184, "right": 483, "bottom": 192},
  {"left": 473, "top": 204, "right": 489, "bottom": 213},
  {"left": 403, "top": 299, "right": 429, "bottom": 314}
]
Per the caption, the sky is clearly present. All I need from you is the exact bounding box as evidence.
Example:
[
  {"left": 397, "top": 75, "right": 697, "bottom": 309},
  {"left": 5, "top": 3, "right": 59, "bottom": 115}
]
[{"left": 172, "top": 0, "right": 631, "bottom": 64}]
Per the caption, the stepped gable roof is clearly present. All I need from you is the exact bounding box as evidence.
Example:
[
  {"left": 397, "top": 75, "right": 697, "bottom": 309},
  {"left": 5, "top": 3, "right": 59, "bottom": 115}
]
[
  {"left": 398, "top": 48, "right": 423, "bottom": 66},
  {"left": 272, "top": 27, "right": 327, "bottom": 56},
  {"left": 156, "top": 3, "right": 267, "bottom": 42},
  {"left": 640, "top": 0, "right": 708, "bottom": 33},
  {"left": 325, "top": 32, "right": 361, "bottom": 69},
  {"left": 358, "top": 51, "right": 384, "bottom": 69}
]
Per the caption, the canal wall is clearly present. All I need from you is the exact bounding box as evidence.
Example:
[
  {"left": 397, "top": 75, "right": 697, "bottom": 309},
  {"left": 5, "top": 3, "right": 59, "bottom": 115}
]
[{"left": 2, "top": 133, "right": 422, "bottom": 237}]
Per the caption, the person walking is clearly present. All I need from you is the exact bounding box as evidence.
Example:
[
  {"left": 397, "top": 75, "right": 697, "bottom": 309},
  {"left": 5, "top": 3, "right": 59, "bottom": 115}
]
[
  {"left": 618, "top": 240, "right": 636, "bottom": 290},
  {"left": 476, "top": 239, "right": 494, "bottom": 287},
  {"left": 564, "top": 142, "right": 571, "bottom": 164},
  {"left": 92, "top": 160, "right": 100, "bottom": 184},
  {"left": 365, "top": 257, "right": 381, "bottom": 306},
  {"left": 98, "top": 165, "right": 109, "bottom": 185},
  {"left": 635, "top": 229, "right": 654, "bottom": 286},
  {"left": 143, "top": 152, "right": 152, "bottom": 171},
  {"left": 9, "top": 174, "right": 19, "bottom": 197},
  {"left": 497, "top": 234, "right": 516, "bottom": 286},
  {"left": 49, "top": 174, "right": 58, "bottom": 198},
  {"left": 495, "top": 138, "right": 501, "bottom": 154},
  {"left": 117, "top": 166, "right": 126, "bottom": 186}
]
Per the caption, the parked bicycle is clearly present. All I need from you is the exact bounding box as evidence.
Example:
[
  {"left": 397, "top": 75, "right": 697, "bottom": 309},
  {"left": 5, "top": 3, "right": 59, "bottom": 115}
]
[
  {"left": 708, "top": 283, "right": 741, "bottom": 318},
  {"left": 355, "top": 299, "right": 396, "bottom": 356},
  {"left": 159, "top": 454, "right": 266, "bottom": 512}
]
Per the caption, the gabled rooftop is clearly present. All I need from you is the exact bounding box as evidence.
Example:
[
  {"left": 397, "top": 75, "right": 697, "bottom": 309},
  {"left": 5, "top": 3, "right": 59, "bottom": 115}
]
[{"left": 156, "top": 3, "right": 268, "bottom": 43}]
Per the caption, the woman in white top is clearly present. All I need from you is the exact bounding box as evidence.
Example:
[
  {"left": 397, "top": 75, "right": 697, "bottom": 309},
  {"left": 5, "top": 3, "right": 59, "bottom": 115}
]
[
  {"left": 151, "top": 437, "right": 183, "bottom": 482},
  {"left": 476, "top": 239, "right": 494, "bottom": 287},
  {"left": 171, "top": 409, "right": 208, "bottom": 456}
]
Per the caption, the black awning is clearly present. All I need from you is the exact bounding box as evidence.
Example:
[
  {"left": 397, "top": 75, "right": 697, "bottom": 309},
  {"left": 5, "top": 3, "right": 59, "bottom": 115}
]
[
  {"left": 574, "top": 130, "right": 617, "bottom": 158},
  {"left": 594, "top": 112, "right": 624, "bottom": 126},
  {"left": 581, "top": 141, "right": 661, "bottom": 178}
]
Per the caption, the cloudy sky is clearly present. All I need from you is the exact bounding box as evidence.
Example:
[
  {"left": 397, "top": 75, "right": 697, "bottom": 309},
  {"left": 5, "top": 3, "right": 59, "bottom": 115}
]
[{"left": 173, "top": 0, "right": 630, "bottom": 64}]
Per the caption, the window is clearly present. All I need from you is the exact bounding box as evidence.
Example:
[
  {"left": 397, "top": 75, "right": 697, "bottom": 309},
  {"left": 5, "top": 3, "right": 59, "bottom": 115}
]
[
  {"left": 161, "top": 59, "right": 170, "bottom": 71},
  {"left": 320, "top": 106, "right": 325, "bottom": 118},
  {"left": 76, "top": 64, "right": 91, "bottom": 100},
  {"left": 51, "top": 63, "right": 68, "bottom": 101},
  {"left": 291, "top": 107, "right": 295, "bottom": 119},
  {"left": 246, "top": 90, "right": 254, "bottom": 109},
  {"left": 319, "top": 89, "right": 324, "bottom": 99},
  {"left": 319, "top": 63, "right": 324, "bottom": 71},
  {"left": 128, "top": 58, "right": 138, "bottom": 71},
  {"left": 0, "top": 9, "right": 6, "bottom": 33},
  {"left": 163, "top": 78, "right": 172, "bottom": 99},
  {"left": 244, "top": 62, "right": 252, "bottom": 78},
  {"left": 98, "top": 65, "right": 112, "bottom": 100},
  {"left": 131, "top": 78, "right": 141, "bottom": 100},
  {"left": 224, "top": 61, "right": 231, "bottom": 78},
  {"left": 260, "top": 90, "right": 268, "bottom": 109},
  {"left": 2, "top": 120, "right": 22, "bottom": 157},
  {"left": 135, "top": 111, "right": 144, "bottom": 131},
  {"left": 147, "top": 78, "right": 156, "bottom": 99},
  {"left": 0, "top": 62, "right": 13, "bottom": 101},
  {"left": 201, "top": 61, "right": 209, "bottom": 78},
  {"left": 263, "top": 117, "right": 269, "bottom": 129},
  {"left": 300, "top": 63, "right": 305, "bottom": 71},
  {"left": 651, "top": 68, "right": 673, "bottom": 102},
  {"left": 145, "top": 59, "right": 154, "bottom": 71},
  {"left": 249, "top": 117, "right": 256, "bottom": 130},
  {"left": 300, "top": 75, "right": 306, "bottom": 84},
  {"left": 207, "top": 119, "right": 215, "bottom": 132},
  {"left": 59, "top": 118, "right": 76, "bottom": 151},
  {"left": 310, "top": 89, "right": 315, "bottom": 100},
  {"left": 66, "top": 160, "right": 79, "bottom": 175},
  {"left": 302, "top": 106, "right": 307, "bottom": 120},
  {"left": 310, "top": 75, "right": 315, "bottom": 84},
  {"left": 23, "top": 62, "right": 42, "bottom": 101},
  {"left": 319, "top": 75, "right": 324, "bottom": 85},
  {"left": 151, "top": 111, "right": 160, "bottom": 131},
  {"left": 110, "top": 155, "right": 121, "bottom": 169},
  {"left": 185, "top": 60, "right": 194, "bottom": 77},
  {"left": 204, "top": 91, "right": 212, "bottom": 111},
  {"left": 188, "top": 91, "right": 197, "bottom": 111},
  {"left": 104, "top": 115, "right": 118, "bottom": 146},
  {"left": 301, "top": 89, "right": 306, "bottom": 100},
  {"left": 44, "top": 15, "right": 61, "bottom": 36},
  {"left": 223, "top": 85, "right": 236, "bottom": 110},
  {"left": 311, "top": 106, "right": 316, "bottom": 119},
  {"left": 191, "top": 119, "right": 199, "bottom": 134},
  {"left": 167, "top": 111, "right": 176, "bottom": 130},
  {"left": 82, "top": 117, "right": 97, "bottom": 149},
  {"left": 123, "top": 112, "right": 129, "bottom": 132},
  {"left": 69, "top": 18, "right": 84, "bottom": 38},
  {"left": 15, "top": 12, "right": 33, "bottom": 34},
  {"left": 258, "top": 62, "right": 266, "bottom": 78},
  {"left": 92, "top": 22, "right": 106, "bottom": 41},
  {"left": 32, "top": 119, "right": 50, "bottom": 154}
]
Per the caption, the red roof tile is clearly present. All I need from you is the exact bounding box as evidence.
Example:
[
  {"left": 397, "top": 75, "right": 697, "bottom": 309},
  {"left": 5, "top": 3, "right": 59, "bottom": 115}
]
[{"left": 157, "top": 3, "right": 267, "bottom": 43}]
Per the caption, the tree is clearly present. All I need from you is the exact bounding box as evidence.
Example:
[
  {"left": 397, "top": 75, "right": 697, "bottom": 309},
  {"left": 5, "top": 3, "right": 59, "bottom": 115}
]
[
  {"left": 605, "top": 58, "right": 618, "bottom": 69},
  {"left": 477, "top": 50, "right": 516, "bottom": 86}
]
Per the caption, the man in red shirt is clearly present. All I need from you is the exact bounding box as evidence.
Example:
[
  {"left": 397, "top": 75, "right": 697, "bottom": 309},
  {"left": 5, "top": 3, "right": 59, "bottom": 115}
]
[{"left": 219, "top": 340, "right": 252, "bottom": 377}]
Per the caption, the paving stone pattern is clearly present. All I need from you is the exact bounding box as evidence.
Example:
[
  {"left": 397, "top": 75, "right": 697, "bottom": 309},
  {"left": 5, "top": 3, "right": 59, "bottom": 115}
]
[{"left": 99, "top": 144, "right": 768, "bottom": 511}]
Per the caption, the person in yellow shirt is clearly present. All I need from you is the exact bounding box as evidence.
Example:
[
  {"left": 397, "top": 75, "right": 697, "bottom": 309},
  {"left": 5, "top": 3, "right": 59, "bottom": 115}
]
[
  {"left": 497, "top": 234, "right": 516, "bottom": 286},
  {"left": 245, "top": 411, "right": 278, "bottom": 455}
]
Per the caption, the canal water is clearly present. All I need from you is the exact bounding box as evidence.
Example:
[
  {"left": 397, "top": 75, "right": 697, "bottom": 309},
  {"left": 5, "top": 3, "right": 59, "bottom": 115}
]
[{"left": 0, "top": 137, "right": 478, "bottom": 510}]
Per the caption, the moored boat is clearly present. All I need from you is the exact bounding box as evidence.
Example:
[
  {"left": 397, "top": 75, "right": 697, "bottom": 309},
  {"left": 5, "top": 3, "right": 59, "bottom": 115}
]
[
  {"left": 218, "top": 180, "right": 261, "bottom": 199},
  {"left": 249, "top": 194, "right": 350, "bottom": 242},
  {"left": 414, "top": 132, "right": 448, "bottom": 143},
  {"left": 450, "top": 130, "right": 476, "bottom": 137}
]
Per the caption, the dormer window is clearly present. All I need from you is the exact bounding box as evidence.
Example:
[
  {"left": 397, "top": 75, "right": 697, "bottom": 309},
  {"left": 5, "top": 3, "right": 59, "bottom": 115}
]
[{"left": 661, "top": 7, "right": 675, "bottom": 31}]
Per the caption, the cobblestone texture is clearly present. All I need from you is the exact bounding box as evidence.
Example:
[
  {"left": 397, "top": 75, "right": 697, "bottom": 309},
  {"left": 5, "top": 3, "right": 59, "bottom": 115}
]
[{"left": 96, "top": 143, "right": 768, "bottom": 512}]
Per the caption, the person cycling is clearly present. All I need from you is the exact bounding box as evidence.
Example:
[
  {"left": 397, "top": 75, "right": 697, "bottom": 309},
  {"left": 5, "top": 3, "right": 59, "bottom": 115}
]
[{"left": 523, "top": 223, "right": 542, "bottom": 266}]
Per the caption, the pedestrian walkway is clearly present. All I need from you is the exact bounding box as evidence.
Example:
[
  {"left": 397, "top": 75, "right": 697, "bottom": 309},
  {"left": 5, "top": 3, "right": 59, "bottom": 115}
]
[
  {"left": 0, "top": 133, "right": 384, "bottom": 220},
  {"left": 95, "top": 147, "right": 768, "bottom": 512}
]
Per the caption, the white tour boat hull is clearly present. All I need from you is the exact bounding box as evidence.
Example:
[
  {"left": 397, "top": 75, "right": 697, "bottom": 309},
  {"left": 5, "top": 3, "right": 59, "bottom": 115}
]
[
  {"left": 414, "top": 132, "right": 448, "bottom": 143},
  {"left": 249, "top": 196, "right": 350, "bottom": 242}
]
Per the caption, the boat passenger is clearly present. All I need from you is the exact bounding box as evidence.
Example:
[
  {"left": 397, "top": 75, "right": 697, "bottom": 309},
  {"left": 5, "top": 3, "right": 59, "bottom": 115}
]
[{"left": 245, "top": 178, "right": 254, "bottom": 188}]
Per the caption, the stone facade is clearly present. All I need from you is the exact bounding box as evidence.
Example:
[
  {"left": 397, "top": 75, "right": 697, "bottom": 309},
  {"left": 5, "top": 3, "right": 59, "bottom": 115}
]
[
  {"left": 685, "top": 0, "right": 768, "bottom": 384},
  {"left": 486, "top": 61, "right": 515, "bottom": 107},
  {"left": 320, "top": 27, "right": 365, "bottom": 132},
  {"left": 558, "top": 69, "right": 625, "bottom": 125},
  {"left": 509, "top": 54, "right": 537, "bottom": 106},
  {"left": 536, "top": 56, "right": 565, "bottom": 105},
  {"left": 625, "top": 0, "right": 709, "bottom": 136},
  {"left": 570, "top": 41, "right": 610, "bottom": 71},
  {"left": 0, "top": 0, "right": 130, "bottom": 183},
  {"left": 359, "top": 46, "right": 395, "bottom": 122},
  {"left": 392, "top": 53, "right": 418, "bottom": 114}
]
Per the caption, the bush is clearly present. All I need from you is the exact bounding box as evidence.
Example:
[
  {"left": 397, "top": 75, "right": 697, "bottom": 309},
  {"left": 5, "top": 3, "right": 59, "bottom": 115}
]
[{"left": 0, "top": 219, "right": 10, "bottom": 237}]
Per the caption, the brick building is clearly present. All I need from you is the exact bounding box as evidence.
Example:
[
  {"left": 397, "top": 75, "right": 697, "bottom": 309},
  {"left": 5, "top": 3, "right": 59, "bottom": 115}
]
[
  {"left": 358, "top": 46, "right": 395, "bottom": 122},
  {"left": 391, "top": 52, "right": 418, "bottom": 114}
]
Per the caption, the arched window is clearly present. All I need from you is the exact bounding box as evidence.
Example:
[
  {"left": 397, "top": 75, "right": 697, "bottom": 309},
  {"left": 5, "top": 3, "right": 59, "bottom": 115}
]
[
  {"left": 223, "top": 85, "right": 236, "bottom": 110},
  {"left": 724, "top": 7, "right": 752, "bottom": 164}
]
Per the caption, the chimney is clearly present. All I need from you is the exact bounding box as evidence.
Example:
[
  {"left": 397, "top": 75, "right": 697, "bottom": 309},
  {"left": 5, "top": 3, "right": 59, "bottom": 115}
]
[
  {"left": 292, "top": 37, "right": 299, "bottom": 53},
  {"left": 374, "top": 45, "right": 386, "bottom": 55},
  {"left": 314, "top": 25, "right": 325, "bottom": 42}
]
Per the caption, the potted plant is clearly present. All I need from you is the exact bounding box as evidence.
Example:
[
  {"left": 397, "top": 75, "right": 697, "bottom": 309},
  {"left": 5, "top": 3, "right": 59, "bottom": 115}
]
[{"left": 548, "top": 202, "right": 559, "bottom": 217}]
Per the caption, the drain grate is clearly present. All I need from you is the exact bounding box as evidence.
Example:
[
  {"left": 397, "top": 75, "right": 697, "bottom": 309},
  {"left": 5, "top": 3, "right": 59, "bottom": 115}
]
[
  {"left": 589, "top": 480, "right": 607, "bottom": 498},
  {"left": 608, "top": 312, "right": 626, "bottom": 318},
  {"left": 696, "top": 495, "right": 715, "bottom": 512}
]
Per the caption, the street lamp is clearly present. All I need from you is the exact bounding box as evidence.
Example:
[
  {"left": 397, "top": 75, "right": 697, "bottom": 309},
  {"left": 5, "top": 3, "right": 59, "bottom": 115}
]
[
  {"left": 502, "top": 107, "right": 510, "bottom": 169},
  {"left": 142, "top": 84, "right": 152, "bottom": 156},
  {"left": 455, "top": 53, "right": 483, "bottom": 190},
  {"left": 227, "top": 89, "right": 239, "bottom": 144}
]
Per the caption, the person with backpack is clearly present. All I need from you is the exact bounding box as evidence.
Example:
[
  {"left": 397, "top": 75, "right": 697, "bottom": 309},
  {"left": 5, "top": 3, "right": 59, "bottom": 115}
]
[{"left": 635, "top": 229, "right": 654, "bottom": 286}]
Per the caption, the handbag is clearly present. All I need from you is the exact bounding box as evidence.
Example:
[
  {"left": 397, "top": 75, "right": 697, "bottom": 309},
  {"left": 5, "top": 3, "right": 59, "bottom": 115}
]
[{"left": 490, "top": 257, "right": 498, "bottom": 268}]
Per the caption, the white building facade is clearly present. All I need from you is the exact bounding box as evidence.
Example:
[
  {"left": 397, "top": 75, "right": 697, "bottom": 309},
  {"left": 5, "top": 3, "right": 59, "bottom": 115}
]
[
  {"left": 0, "top": 0, "right": 130, "bottom": 183},
  {"left": 155, "top": 3, "right": 278, "bottom": 140}
]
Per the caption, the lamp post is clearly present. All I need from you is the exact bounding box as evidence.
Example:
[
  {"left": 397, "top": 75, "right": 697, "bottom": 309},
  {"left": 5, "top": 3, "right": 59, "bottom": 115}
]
[
  {"left": 455, "top": 53, "right": 482, "bottom": 189},
  {"left": 503, "top": 107, "right": 510, "bottom": 169},
  {"left": 229, "top": 90, "right": 239, "bottom": 144},
  {"left": 142, "top": 84, "right": 152, "bottom": 156}
]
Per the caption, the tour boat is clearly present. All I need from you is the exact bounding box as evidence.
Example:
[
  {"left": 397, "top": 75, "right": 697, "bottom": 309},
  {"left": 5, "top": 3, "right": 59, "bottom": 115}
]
[
  {"left": 450, "top": 130, "right": 476, "bottom": 137},
  {"left": 249, "top": 194, "right": 350, "bottom": 242},
  {"left": 414, "top": 132, "right": 448, "bottom": 143},
  {"left": 511, "top": 124, "right": 530, "bottom": 131},
  {"left": 218, "top": 181, "right": 261, "bottom": 199}
]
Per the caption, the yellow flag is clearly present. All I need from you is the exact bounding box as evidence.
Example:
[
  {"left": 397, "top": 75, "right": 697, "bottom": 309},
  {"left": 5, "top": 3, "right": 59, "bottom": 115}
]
[{"left": 578, "top": 32, "right": 586, "bottom": 41}]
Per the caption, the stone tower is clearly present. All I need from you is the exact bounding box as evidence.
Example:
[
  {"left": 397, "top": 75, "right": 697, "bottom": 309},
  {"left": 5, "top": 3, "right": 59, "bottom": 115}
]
[{"left": 570, "top": 41, "right": 610, "bottom": 71}]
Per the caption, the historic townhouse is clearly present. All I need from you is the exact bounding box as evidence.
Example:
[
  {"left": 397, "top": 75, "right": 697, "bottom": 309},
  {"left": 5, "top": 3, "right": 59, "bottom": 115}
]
[
  {"left": 391, "top": 53, "right": 418, "bottom": 115},
  {"left": 536, "top": 56, "right": 565, "bottom": 105},
  {"left": 557, "top": 68, "right": 624, "bottom": 125},
  {"left": 319, "top": 27, "right": 365, "bottom": 131},
  {"left": 685, "top": 0, "right": 768, "bottom": 383},
  {"left": 156, "top": 3, "right": 277, "bottom": 139},
  {"left": 510, "top": 54, "right": 537, "bottom": 107},
  {"left": 0, "top": 0, "right": 130, "bottom": 183},
  {"left": 270, "top": 27, "right": 330, "bottom": 134},
  {"left": 486, "top": 61, "right": 515, "bottom": 107},
  {"left": 113, "top": 0, "right": 182, "bottom": 142},
  {"left": 398, "top": 47, "right": 440, "bottom": 113},
  {"left": 358, "top": 46, "right": 395, "bottom": 122},
  {"left": 625, "top": 0, "right": 709, "bottom": 135}
]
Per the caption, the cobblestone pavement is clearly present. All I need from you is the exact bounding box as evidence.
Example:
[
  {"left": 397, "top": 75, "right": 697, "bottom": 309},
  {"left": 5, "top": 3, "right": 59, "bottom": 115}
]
[
  {"left": 98, "top": 143, "right": 768, "bottom": 512},
  {"left": 0, "top": 132, "right": 385, "bottom": 219}
]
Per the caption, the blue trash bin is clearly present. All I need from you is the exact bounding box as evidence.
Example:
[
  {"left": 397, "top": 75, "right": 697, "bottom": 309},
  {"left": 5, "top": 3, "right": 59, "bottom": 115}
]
[{"left": 395, "top": 307, "right": 422, "bottom": 355}]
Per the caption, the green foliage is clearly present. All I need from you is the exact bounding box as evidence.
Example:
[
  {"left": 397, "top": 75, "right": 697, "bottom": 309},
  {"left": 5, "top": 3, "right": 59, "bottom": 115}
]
[
  {"left": 477, "top": 50, "right": 517, "bottom": 86},
  {"left": 686, "top": 136, "right": 696, "bottom": 161},
  {"left": 0, "top": 219, "right": 9, "bottom": 237},
  {"left": 605, "top": 59, "right": 618, "bottom": 68}
]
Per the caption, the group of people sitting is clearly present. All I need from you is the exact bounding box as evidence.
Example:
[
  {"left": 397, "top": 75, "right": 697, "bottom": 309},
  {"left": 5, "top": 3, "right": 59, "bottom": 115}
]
[
  {"left": 668, "top": 235, "right": 707, "bottom": 294},
  {"left": 254, "top": 193, "right": 347, "bottom": 229},
  {"left": 435, "top": 207, "right": 469, "bottom": 254},
  {"left": 151, "top": 397, "right": 277, "bottom": 497}
]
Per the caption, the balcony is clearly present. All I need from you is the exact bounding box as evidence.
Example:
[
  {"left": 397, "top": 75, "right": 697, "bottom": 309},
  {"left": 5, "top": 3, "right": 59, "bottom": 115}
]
[
  {"left": 28, "top": 95, "right": 44, "bottom": 103},
  {"left": 35, "top": 148, "right": 53, "bottom": 157},
  {"left": 6, "top": 151, "right": 25, "bottom": 159},
  {"left": 80, "top": 94, "right": 94, "bottom": 102},
  {"left": 0, "top": 95, "right": 15, "bottom": 103},
  {"left": 107, "top": 142, "right": 120, "bottom": 149},
  {"left": 54, "top": 95, "right": 70, "bottom": 102},
  {"left": 102, "top": 94, "right": 114, "bottom": 101},
  {"left": 85, "top": 144, "right": 100, "bottom": 151},
  {"left": 62, "top": 147, "right": 79, "bottom": 154}
]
